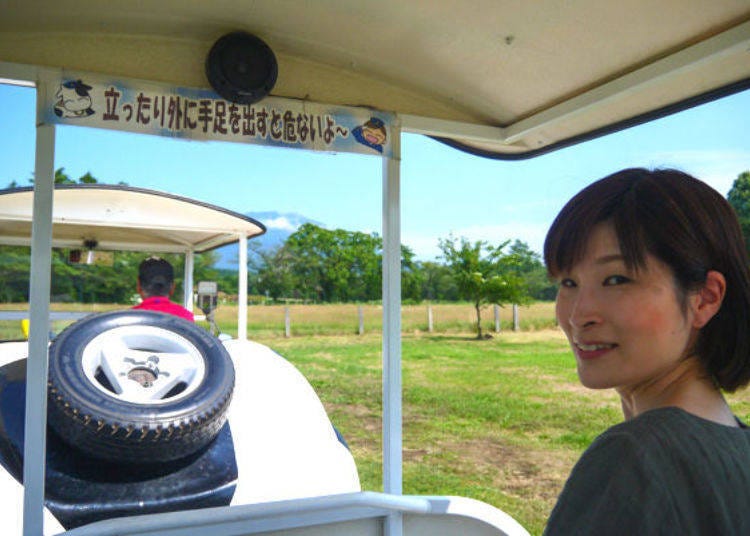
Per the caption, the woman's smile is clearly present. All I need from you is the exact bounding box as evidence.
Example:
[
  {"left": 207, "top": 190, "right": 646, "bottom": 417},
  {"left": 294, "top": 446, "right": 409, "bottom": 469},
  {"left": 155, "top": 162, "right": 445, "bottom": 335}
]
[
  {"left": 573, "top": 341, "right": 618, "bottom": 360},
  {"left": 555, "top": 223, "right": 699, "bottom": 391}
]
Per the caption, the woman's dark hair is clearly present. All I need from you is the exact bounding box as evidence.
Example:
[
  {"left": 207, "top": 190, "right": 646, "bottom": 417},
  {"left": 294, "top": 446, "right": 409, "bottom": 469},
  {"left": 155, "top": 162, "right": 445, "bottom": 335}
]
[{"left": 544, "top": 168, "right": 750, "bottom": 392}]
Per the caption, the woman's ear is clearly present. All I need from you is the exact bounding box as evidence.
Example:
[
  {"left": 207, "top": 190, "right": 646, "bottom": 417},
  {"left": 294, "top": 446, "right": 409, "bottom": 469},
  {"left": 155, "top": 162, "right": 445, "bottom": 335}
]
[{"left": 691, "top": 270, "right": 726, "bottom": 328}]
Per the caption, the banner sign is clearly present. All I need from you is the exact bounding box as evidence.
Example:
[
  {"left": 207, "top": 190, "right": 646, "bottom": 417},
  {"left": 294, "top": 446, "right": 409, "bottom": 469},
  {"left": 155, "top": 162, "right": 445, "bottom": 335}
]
[{"left": 42, "top": 72, "right": 394, "bottom": 157}]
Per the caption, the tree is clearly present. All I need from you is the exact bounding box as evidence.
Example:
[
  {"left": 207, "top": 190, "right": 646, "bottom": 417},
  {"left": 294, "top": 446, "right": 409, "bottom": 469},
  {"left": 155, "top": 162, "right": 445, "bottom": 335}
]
[
  {"left": 6, "top": 168, "right": 104, "bottom": 189},
  {"left": 253, "top": 223, "right": 422, "bottom": 303},
  {"left": 439, "top": 235, "right": 529, "bottom": 339},
  {"left": 77, "top": 171, "right": 98, "bottom": 184},
  {"left": 505, "top": 240, "right": 557, "bottom": 300},
  {"left": 400, "top": 245, "right": 424, "bottom": 302},
  {"left": 0, "top": 246, "right": 30, "bottom": 302},
  {"left": 727, "top": 171, "right": 750, "bottom": 253},
  {"left": 253, "top": 244, "right": 297, "bottom": 301},
  {"left": 55, "top": 167, "right": 75, "bottom": 184},
  {"left": 256, "top": 225, "right": 350, "bottom": 302},
  {"left": 418, "top": 261, "right": 458, "bottom": 301},
  {"left": 263, "top": 223, "right": 384, "bottom": 302}
]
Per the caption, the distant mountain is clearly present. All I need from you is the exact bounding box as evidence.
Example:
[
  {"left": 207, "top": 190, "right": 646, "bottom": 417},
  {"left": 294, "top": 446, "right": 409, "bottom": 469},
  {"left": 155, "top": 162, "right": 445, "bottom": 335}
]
[{"left": 212, "top": 211, "right": 322, "bottom": 269}]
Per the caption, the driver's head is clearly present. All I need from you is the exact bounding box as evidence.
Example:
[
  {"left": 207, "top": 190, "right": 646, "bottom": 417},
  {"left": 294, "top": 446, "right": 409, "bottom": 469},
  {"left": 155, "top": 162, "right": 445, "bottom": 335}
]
[{"left": 138, "top": 257, "right": 175, "bottom": 297}]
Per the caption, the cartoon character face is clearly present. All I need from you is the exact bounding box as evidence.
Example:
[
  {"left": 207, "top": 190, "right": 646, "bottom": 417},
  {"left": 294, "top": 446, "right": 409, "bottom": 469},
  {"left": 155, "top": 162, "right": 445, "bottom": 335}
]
[
  {"left": 352, "top": 117, "right": 387, "bottom": 153},
  {"left": 54, "top": 80, "right": 94, "bottom": 118},
  {"left": 361, "top": 124, "right": 386, "bottom": 147}
]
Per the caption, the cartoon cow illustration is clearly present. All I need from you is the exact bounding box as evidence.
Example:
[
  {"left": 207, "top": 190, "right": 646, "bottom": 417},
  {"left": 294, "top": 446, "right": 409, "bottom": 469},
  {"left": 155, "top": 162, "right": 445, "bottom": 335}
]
[{"left": 54, "top": 80, "right": 95, "bottom": 118}]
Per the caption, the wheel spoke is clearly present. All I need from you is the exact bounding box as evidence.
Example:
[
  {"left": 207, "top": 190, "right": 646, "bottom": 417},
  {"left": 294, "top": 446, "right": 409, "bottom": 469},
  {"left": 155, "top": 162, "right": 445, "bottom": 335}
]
[
  {"left": 138, "top": 351, "right": 197, "bottom": 401},
  {"left": 117, "top": 375, "right": 156, "bottom": 401},
  {"left": 98, "top": 334, "right": 135, "bottom": 394},
  {"left": 82, "top": 325, "right": 204, "bottom": 403}
]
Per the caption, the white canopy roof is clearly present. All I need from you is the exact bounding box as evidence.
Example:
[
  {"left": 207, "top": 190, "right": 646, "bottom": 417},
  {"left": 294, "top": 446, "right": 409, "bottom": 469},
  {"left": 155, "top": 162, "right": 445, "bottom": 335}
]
[
  {"left": 3, "top": 4, "right": 750, "bottom": 535},
  {"left": 0, "top": 185, "right": 266, "bottom": 252},
  {"left": 1, "top": 0, "right": 749, "bottom": 157}
]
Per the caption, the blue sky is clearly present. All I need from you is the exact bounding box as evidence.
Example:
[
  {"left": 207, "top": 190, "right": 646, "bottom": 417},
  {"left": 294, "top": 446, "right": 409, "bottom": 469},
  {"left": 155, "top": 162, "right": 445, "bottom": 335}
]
[{"left": 2, "top": 82, "right": 750, "bottom": 260}]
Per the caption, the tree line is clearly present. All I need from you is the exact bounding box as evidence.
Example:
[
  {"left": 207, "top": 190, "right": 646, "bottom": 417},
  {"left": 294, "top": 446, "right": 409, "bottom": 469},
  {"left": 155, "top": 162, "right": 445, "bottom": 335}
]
[
  {"left": 1, "top": 168, "right": 553, "bottom": 306},
  {"left": 251, "top": 223, "right": 555, "bottom": 305},
  {"left": 0, "top": 226, "right": 553, "bottom": 306},
  {"left": 6, "top": 169, "right": 750, "bottom": 311}
]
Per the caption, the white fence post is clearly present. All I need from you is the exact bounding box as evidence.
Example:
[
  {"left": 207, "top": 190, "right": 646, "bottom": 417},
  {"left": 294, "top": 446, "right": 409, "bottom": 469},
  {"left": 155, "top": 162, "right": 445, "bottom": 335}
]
[
  {"left": 427, "top": 305, "right": 433, "bottom": 333},
  {"left": 513, "top": 304, "right": 519, "bottom": 332},
  {"left": 494, "top": 304, "right": 501, "bottom": 333},
  {"left": 284, "top": 306, "right": 291, "bottom": 338},
  {"left": 358, "top": 305, "right": 365, "bottom": 335}
]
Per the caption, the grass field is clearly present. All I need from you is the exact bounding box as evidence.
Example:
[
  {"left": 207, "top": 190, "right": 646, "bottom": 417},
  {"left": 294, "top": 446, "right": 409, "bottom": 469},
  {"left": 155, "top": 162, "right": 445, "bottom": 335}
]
[
  {"left": 3, "top": 302, "right": 750, "bottom": 534},
  {"left": 252, "top": 330, "right": 750, "bottom": 535}
]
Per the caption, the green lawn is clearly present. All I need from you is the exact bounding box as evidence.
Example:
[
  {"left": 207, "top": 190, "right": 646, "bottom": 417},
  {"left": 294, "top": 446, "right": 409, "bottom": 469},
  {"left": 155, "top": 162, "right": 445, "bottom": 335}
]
[
  {"left": 256, "top": 330, "right": 750, "bottom": 535},
  {"left": 256, "top": 330, "right": 621, "bottom": 535},
  {"left": 4, "top": 304, "right": 750, "bottom": 534}
]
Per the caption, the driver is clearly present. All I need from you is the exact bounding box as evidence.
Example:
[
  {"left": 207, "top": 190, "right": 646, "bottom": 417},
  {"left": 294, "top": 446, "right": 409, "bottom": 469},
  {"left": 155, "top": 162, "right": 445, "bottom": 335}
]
[{"left": 132, "top": 257, "right": 195, "bottom": 322}]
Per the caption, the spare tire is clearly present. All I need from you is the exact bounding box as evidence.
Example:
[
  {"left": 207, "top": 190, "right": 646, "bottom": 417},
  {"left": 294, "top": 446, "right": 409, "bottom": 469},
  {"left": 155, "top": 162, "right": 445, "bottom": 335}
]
[{"left": 47, "top": 310, "right": 234, "bottom": 463}]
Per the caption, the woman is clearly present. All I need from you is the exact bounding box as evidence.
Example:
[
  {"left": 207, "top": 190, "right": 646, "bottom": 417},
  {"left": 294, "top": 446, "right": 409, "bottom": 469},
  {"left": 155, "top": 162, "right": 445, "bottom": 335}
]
[{"left": 543, "top": 168, "right": 750, "bottom": 535}]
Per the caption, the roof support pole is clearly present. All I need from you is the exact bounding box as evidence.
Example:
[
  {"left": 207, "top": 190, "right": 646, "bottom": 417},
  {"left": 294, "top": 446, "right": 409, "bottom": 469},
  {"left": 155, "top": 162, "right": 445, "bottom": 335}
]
[
  {"left": 184, "top": 250, "right": 194, "bottom": 311},
  {"left": 382, "top": 121, "right": 403, "bottom": 536},
  {"left": 238, "top": 234, "right": 248, "bottom": 340},
  {"left": 23, "top": 100, "right": 56, "bottom": 535}
]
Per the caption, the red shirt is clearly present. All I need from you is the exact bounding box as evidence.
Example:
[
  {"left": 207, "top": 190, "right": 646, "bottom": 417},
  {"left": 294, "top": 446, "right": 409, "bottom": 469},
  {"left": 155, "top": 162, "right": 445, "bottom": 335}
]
[{"left": 133, "top": 296, "right": 195, "bottom": 322}]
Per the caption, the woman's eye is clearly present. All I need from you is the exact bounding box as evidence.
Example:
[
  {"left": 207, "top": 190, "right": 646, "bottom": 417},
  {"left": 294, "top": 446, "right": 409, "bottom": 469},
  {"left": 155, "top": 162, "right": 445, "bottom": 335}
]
[
  {"left": 559, "top": 278, "right": 576, "bottom": 288},
  {"left": 603, "top": 275, "right": 630, "bottom": 286}
]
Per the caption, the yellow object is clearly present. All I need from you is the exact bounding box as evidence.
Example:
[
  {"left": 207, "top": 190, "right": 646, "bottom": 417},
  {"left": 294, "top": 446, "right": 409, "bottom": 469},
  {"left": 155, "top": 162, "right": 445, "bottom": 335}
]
[{"left": 21, "top": 319, "right": 30, "bottom": 339}]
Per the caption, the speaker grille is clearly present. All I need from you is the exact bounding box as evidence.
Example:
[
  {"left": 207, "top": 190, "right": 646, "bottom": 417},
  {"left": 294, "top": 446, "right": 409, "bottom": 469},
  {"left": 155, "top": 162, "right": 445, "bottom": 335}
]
[{"left": 206, "top": 32, "right": 278, "bottom": 104}]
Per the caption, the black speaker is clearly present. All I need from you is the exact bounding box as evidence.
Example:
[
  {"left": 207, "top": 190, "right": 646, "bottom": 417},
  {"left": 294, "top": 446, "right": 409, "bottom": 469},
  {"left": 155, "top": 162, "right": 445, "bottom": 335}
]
[{"left": 206, "top": 31, "right": 278, "bottom": 104}]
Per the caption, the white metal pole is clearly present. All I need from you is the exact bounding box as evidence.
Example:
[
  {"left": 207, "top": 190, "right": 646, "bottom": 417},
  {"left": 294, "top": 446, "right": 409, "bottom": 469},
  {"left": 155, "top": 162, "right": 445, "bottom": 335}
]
[
  {"left": 382, "top": 120, "right": 403, "bottom": 536},
  {"left": 238, "top": 234, "right": 248, "bottom": 340},
  {"left": 24, "top": 92, "right": 56, "bottom": 536},
  {"left": 184, "top": 250, "right": 194, "bottom": 311}
]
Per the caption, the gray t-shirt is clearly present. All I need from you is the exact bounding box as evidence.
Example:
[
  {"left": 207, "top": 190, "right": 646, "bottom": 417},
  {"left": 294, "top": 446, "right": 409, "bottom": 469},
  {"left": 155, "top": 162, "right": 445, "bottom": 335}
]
[{"left": 544, "top": 407, "right": 750, "bottom": 535}]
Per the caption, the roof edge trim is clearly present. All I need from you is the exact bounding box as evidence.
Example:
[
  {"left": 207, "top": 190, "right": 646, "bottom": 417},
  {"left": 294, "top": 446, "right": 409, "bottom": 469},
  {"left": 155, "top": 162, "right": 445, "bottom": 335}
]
[{"left": 432, "top": 76, "right": 750, "bottom": 161}]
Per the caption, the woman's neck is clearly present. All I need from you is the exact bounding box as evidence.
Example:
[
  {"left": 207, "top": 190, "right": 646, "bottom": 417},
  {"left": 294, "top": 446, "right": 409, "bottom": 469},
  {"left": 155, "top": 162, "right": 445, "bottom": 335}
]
[{"left": 617, "top": 358, "right": 736, "bottom": 426}]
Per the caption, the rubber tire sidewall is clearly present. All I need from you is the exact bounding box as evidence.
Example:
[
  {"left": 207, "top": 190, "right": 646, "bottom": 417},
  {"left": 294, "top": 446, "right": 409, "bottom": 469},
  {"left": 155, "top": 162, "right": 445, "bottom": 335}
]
[{"left": 47, "top": 310, "right": 234, "bottom": 463}]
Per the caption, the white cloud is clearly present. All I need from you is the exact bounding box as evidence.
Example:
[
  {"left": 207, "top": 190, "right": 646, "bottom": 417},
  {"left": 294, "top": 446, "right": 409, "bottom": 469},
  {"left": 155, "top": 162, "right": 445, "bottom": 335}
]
[
  {"left": 263, "top": 216, "right": 298, "bottom": 231},
  {"left": 403, "top": 222, "right": 550, "bottom": 261},
  {"left": 644, "top": 150, "right": 750, "bottom": 195}
]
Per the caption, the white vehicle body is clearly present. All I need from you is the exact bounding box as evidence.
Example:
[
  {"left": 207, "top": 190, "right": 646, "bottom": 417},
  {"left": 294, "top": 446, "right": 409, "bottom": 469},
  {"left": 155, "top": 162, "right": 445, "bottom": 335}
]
[
  {"left": 1, "top": 2, "right": 749, "bottom": 535},
  {"left": 0, "top": 186, "right": 360, "bottom": 533},
  {"left": 0, "top": 338, "right": 361, "bottom": 535}
]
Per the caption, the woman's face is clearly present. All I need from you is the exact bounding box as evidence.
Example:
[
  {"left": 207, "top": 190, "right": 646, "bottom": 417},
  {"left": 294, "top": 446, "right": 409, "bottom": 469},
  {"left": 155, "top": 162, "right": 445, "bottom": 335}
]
[{"left": 555, "top": 223, "right": 700, "bottom": 391}]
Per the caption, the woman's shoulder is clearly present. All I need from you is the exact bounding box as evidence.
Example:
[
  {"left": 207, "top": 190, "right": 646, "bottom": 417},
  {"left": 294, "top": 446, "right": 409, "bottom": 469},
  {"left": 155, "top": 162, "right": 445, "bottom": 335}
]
[
  {"left": 574, "top": 405, "right": 750, "bottom": 507},
  {"left": 596, "top": 406, "right": 750, "bottom": 446},
  {"left": 544, "top": 413, "right": 676, "bottom": 534},
  {"left": 584, "top": 406, "right": 749, "bottom": 467},
  {"left": 544, "top": 407, "right": 750, "bottom": 534}
]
